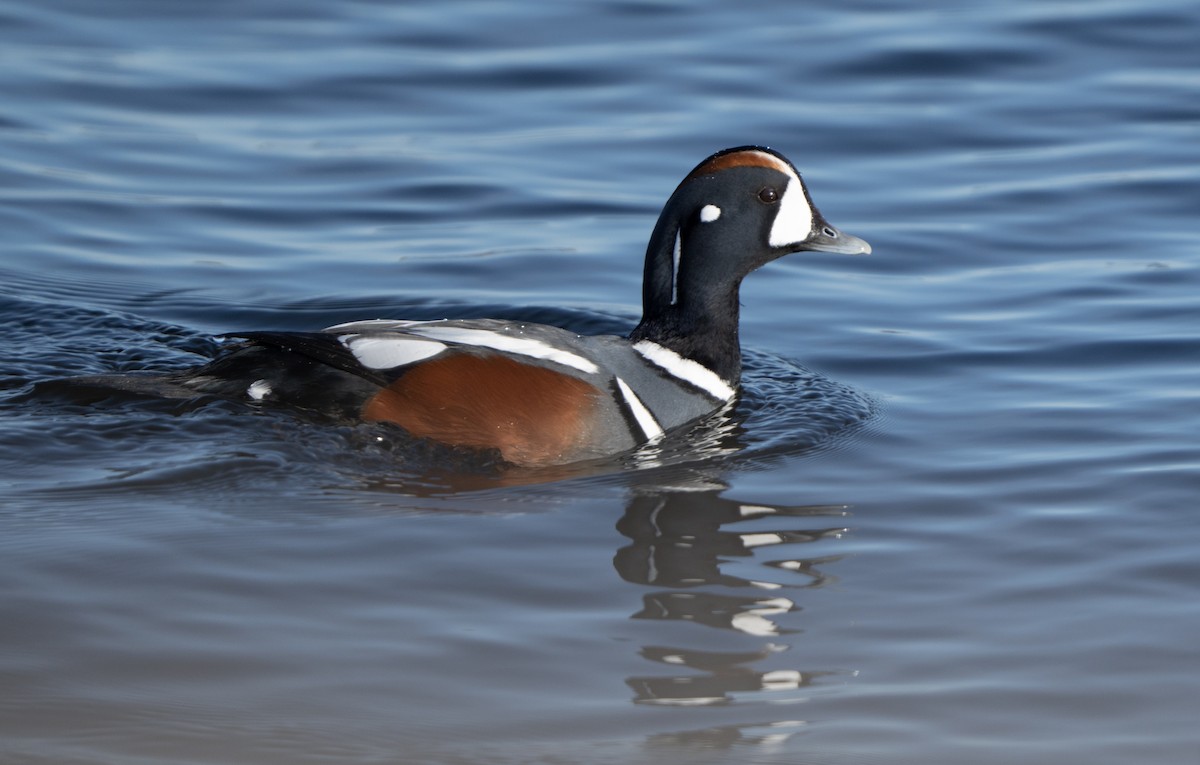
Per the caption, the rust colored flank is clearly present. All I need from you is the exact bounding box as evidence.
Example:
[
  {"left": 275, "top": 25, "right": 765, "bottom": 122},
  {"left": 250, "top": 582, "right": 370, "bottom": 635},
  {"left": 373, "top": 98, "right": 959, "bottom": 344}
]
[{"left": 361, "top": 353, "right": 603, "bottom": 466}]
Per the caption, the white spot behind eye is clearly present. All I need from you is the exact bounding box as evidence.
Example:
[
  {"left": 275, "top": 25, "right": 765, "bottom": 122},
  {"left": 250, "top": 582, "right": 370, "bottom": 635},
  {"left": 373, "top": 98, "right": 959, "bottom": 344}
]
[
  {"left": 700, "top": 204, "right": 721, "bottom": 222},
  {"left": 767, "top": 178, "right": 814, "bottom": 248}
]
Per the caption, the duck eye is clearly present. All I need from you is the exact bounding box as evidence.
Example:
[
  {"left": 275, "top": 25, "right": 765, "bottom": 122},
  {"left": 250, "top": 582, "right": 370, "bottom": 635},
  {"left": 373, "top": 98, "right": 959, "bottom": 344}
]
[{"left": 757, "top": 186, "right": 780, "bottom": 204}]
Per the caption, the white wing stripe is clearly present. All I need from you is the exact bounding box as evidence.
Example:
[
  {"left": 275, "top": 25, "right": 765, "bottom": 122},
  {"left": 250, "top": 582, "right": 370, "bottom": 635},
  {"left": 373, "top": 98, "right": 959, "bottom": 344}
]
[
  {"left": 325, "top": 319, "right": 423, "bottom": 332},
  {"left": 408, "top": 326, "right": 599, "bottom": 374},
  {"left": 340, "top": 335, "right": 447, "bottom": 370}
]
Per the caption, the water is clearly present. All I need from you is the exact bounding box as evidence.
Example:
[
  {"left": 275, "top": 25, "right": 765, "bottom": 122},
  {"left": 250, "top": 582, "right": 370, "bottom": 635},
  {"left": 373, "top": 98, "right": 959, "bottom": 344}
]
[{"left": 2, "top": 1, "right": 1197, "bottom": 763}]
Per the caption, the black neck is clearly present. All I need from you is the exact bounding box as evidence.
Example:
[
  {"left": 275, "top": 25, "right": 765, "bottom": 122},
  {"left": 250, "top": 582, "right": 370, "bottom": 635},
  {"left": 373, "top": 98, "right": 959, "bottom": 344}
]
[
  {"left": 629, "top": 274, "right": 744, "bottom": 383},
  {"left": 630, "top": 181, "right": 761, "bottom": 385}
]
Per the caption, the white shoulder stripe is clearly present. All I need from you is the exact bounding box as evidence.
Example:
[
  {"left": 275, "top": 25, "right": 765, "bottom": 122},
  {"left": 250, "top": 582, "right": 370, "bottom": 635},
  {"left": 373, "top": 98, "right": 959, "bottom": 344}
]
[
  {"left": 340, "top": 335, "right": 447, "bottom": 369},
  {"left": 615, "top": 377, "right": 664, "bottom": 442},
  {"left": 632, "top": 340, "right": 736, "bottom": 402},
  {"left": 408, "top": 325, "right": 600, "bottom": 374}
]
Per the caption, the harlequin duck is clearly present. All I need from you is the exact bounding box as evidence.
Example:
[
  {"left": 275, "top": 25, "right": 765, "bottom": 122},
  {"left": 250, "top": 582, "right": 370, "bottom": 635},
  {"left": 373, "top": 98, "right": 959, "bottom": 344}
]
[{"left": 73, "top": 146, "right": 869, "bottom": 467}]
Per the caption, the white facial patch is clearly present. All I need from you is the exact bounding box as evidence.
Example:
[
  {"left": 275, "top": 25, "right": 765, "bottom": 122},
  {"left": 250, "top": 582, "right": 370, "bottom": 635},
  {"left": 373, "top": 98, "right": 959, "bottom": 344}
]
[
  {"left": 633, "top": 340, "right": 736, "bottom": 402},
  {"left": 408, "top": 325, "right": 600, "bottom": 374},
  {"left": 699, "top": 204, "right": 721, "bottom": 222},
  {"left": 340, "top": 335, "right": 447, "bottom": 370},
  {"left": 767, "top": 178, "right": 814, "bottom": 248}
]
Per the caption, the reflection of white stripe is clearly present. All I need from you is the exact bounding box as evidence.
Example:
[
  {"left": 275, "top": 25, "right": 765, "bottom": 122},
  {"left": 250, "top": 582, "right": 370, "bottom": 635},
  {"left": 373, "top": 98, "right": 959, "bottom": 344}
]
[
  {"left": 741, "top": 532, "right": 785, "bottom": 548},
  {"left": 750, "top": 580, "right": 783, "bottom": 590},
  {"left": 408, "top": 326, "right": 600, "bottom": 374},
  {"left": 761, "top": 670, "right": 803, "bottom": 690},
  {"left": 730, "top": 595, "right": 795, "bottom": 634},
  {"left": 616, "top": 377, "right": 664, "bottom": 442},
  {"left": 641, "top": 696, "right": 727, "bottom": 707},
  {"left": 633, "top": 340, "right": 735, "bottom": 401},
  {"left": 753, "top": 596, "right": 795, "bottom": 613},
  {"left": 739, "top": 504, "right": 777, "bottom": 517},
  {"left": 730, "top": 612, "right": 778, "bottom": 636}
]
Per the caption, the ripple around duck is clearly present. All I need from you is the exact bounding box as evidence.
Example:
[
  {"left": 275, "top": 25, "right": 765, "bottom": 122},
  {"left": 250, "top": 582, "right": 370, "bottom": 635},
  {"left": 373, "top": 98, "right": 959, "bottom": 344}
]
[{"left": 3, "top": 295, "right": 873, "bottom": 500}]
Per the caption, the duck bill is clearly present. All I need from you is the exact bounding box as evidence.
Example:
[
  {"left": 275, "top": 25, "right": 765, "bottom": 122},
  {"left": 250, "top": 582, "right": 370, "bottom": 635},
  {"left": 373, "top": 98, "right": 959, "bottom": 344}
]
[{"left": 800, "top": 221, "right": 871, "bottom": 255}]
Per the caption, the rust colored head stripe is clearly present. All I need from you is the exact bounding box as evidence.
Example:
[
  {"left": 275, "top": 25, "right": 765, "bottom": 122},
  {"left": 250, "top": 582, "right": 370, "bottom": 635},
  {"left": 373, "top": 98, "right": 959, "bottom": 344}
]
[{"left": 683, "top": 149, "right": 794, "bottom": 183}]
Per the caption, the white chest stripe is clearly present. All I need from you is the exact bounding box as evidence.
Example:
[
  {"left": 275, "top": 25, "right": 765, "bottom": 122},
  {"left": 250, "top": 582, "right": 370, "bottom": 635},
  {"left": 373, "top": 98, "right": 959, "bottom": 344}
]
[
  {"left": 615, "top": 377, "right": 664, "bottom": 442},
  {"left": 340, "top": 335, "right": 447, "bottom": 370},
  {"left": 407, "top": 325, "right": 600, "bottom": 374},
  {"left": 632, "top": 340, "right": 736, "bottom": 402}
]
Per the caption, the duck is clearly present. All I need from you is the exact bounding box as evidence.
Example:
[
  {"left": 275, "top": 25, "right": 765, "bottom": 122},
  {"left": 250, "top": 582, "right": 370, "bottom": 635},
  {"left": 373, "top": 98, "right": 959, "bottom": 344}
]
[{"left": 69, "top": 146, "right": 869, "bottom": 467}]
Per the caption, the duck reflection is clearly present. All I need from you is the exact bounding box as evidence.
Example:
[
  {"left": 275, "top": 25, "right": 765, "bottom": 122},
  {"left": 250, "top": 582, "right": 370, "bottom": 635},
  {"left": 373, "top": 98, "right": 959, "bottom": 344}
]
[
  {"left": 615, "top": 481, "right": 849, "bottom": 713},
  {"left": 616, "top": 488, "right": 847, "bottom": 629},
  {"left": 628, "top": 644, "right": 837, "bottom": 707},
  {"left": 644, "top": 718, "right": 810, "bottom": 751},
  {"left": 630, "top": 591, "right": 799, "bottom": 636}
]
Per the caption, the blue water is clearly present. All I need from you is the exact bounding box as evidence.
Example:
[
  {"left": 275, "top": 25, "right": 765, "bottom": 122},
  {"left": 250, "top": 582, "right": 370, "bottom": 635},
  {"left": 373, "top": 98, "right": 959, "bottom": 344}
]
[{"left": 2, "top": 1, "right": 1198, "bottom": 763}]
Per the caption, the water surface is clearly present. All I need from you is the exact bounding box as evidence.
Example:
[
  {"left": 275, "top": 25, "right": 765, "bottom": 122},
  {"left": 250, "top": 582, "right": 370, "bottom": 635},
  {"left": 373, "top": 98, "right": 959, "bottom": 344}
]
[{"left": 2, "top": 1, "right": 1198, "bottom": 763}]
